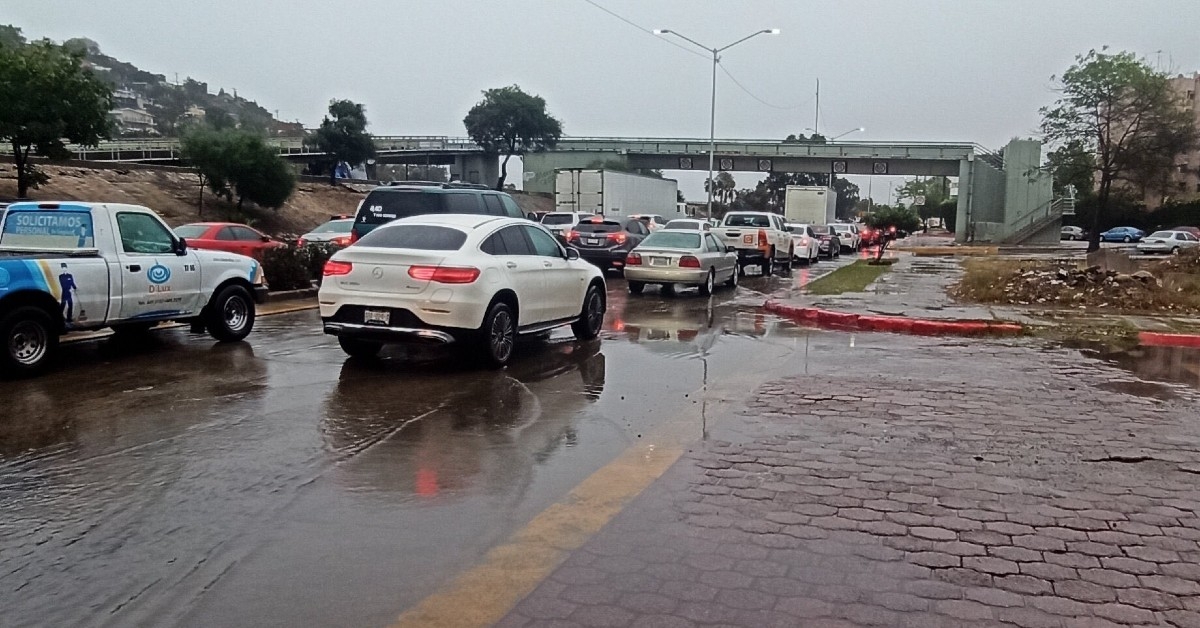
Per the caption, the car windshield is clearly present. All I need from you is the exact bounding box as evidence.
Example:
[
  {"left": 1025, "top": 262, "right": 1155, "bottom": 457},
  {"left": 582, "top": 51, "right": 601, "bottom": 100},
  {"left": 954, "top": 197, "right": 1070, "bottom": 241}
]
[
  {"left": 355, "top": 224, "right": 467, "bottom": 250},
  {"left": 641, "top": 232, "right": 701, "bottom": 249},
  {"left": 174, "top": 224, "right": 210, "bottom": 239},
  {"left": 574, "top": 221, "right": 622, "bottom": 233},
  {"left": 1149, "top": 231, "right": 1174, "bottom": 239},
  {"left": 833, "top": 225, "right": 852, "bottom": 232},
  {"left": 724, "top": 214, "right": 770, "bottom": 227},
  {"left": 311, "top": 219, "right": 354, "bottom": 234},
  {"left": 541, "top": 214, "right": 577, "bottom": 225}
]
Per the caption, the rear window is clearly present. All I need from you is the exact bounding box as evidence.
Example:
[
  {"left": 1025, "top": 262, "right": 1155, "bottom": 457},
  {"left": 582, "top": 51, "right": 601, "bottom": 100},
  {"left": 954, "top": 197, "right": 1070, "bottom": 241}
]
[
  {"left": 723, "top": 214, "right": 770, "bottom": 228},
  {"left": 833, "top": 225, "right": 853, "bottom": 232},
  {"left": 355, "top": 190, "right": 444, "bottom": 227},
  {"left": 575, "top": 221, "right": 622, "bottom": 233},
  {"left": 642, "top": 232, "right": 701, "bottom": 249},
  {"left": 541, "top": 214, "right": 577, "bottom": 225},
  {"left": 1149, "top": 231, "right": 1173, "bottom": 239},
  {"left": 355, "top": 225, "right": 467, "bottom": 250},
  {"left": 174, "top": 224, "right": 210, "bottom": 239},
  {"left": 311, "top": 219, "right": 354, "bottom": 234}
]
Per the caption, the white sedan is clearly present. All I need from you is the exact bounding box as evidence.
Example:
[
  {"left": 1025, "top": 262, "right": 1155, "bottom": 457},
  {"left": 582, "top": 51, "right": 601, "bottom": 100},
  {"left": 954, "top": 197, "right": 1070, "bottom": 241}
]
[
  {"left": 319, "top": 215, "right": 607, "bottom": 367},
  {"left": 786, "top": 223, "right": 822, "bottom": 265},
  {"left": 1136, "top": 230, "right": 1200, "bottom": 255}
]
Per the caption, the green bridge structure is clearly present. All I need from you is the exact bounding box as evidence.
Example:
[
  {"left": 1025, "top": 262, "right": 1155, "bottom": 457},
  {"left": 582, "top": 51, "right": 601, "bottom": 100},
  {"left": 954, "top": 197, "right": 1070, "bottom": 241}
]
[{"left": 68, "top": 136, "right": 1068, "bottom": 244}]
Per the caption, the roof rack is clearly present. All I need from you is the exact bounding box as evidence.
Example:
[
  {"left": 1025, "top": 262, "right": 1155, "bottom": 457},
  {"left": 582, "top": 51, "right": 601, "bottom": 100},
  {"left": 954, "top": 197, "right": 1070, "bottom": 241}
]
[
  {"left": 443, "top": 182, "right": 491, "bottom": 190},
  {"left": 381, "top": 181, "right": 493, "bottom": 190},
  {"left": 383, "top": 180, "right": 444, "bottom": 187}
]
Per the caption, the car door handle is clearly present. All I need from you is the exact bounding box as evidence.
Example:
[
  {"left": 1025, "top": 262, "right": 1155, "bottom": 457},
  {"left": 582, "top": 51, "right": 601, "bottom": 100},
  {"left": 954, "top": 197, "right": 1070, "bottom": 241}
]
[
  {"left": 543, "top": 261, "right": 553, "bottom": 268},
  {"left": 127, "top": 264, "right": 141, "bottom": 272},
  {"left": 506, "top": 261, "right": 518, "bottom": 269}
]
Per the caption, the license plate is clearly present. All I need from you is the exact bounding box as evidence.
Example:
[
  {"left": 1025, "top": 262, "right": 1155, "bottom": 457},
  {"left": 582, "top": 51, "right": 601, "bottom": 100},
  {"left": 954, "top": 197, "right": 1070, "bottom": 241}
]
[
  {"left": 364, "top": 309, "right": 390, "bottom": 325},
  {"left": 742, "top": 235, "right": 754, "bottom": 244},
  {"left": 586, "top": 238, "right": 601, "bottom": 246},
  {"left": 650, "top": 256, "right": 670, "bottom": 266}
]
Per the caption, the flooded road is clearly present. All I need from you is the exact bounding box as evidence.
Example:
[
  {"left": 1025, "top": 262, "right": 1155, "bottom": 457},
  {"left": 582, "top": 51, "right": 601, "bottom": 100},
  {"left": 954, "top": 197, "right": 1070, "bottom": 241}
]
[{"left": 2, "top": 257, "right": 1190, "bottom": 628}]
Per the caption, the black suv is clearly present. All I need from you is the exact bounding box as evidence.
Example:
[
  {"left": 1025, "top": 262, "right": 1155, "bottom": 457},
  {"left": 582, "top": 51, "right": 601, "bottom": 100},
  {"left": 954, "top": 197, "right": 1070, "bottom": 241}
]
[{"left": 350, "top": 182, "right": 527, "bottom": 242}]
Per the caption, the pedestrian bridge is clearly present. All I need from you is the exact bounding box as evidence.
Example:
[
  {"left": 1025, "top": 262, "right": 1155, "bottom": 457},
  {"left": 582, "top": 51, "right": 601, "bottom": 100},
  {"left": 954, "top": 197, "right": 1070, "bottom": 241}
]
[{"left": 67, "top": 135, "right": 1059, "bottom": 244}]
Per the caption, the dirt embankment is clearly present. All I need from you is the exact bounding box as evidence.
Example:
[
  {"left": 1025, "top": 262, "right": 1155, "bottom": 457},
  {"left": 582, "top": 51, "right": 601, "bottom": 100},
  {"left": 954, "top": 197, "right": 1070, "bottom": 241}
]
[{"left": 0, "top": 163, "right": 555, "bottom": 236}]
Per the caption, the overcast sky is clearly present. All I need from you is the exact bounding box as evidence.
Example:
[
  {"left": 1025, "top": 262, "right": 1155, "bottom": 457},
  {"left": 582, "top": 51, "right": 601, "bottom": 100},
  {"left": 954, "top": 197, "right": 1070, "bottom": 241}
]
[{"left": 4, "top": 0, "right": 1198, "bottom": 200}]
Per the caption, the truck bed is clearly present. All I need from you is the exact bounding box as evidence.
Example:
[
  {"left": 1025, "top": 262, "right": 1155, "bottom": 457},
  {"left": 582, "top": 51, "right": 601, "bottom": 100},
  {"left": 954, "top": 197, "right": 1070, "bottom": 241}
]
[{"left": 0, "top": 248, "right": 102, "bottom": 260}]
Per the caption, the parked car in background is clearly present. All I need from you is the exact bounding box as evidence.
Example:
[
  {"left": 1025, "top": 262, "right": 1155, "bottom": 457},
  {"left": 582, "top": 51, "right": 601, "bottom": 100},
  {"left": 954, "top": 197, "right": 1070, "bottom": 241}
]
[
  {"left": 174, "top": 222, "right": 285, "bottom": 259},
  {"left": 1172, "top": 226, "right": 1200, "bottom": 238},
  {"left": 814, "top": 225, "right": 842, "bottom": 259},
  {"left": 319, "top": 215, "right": 605, "bottom": 367},
  {"left": 830, "top": 223, "right": 861, "bottom": 252},
  {"left": 786, "top": 223, "right": 821, "bottom": 265},
  {"left": 350, "top": 182, "right": 525, "bottom": 242},
  {"left": 629, "top": 214, "right": 669, "bottom": 232},
  {"left": 663, "top": 218, "right": 711, "bottom": 231},
  {"left": 540, "top": 211, "right": 597, "bottom": 239},
  {"left": 298, "top": 218, "right": 355, "bottom": 247},
  {"left": 1099, "top": 226, "right": 1146, "bottom": 243},
  {"left": 625, "top": 229, "right": 739, "bottom": 296},
  {"left": 1061, "top": 226, "right": 1086, "bottom": 241},
  {"left": 563, "top": 217, "right": 651, "bottom": 273},
  {"left": 1136, "top": 230, "right": 1200, "bottom": 255}
]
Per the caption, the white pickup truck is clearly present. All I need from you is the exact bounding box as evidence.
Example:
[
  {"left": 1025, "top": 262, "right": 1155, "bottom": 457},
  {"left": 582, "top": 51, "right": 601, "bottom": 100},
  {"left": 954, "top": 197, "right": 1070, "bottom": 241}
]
[
  {"left": 717, "top": 211, "right": 794, "bottom": 277},
  {"left": 0, "top": 201, "right": 268, "bottom": 376}
]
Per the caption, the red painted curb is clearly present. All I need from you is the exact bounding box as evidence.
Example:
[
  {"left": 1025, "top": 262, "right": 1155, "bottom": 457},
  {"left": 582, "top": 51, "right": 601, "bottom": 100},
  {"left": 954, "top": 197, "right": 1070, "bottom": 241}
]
[
  {"left": 763, "top": 301, "right": 1023, "bottom": 338},
  {"left": 1138, "top": 332, "right": 1200, "bottom": 348}
]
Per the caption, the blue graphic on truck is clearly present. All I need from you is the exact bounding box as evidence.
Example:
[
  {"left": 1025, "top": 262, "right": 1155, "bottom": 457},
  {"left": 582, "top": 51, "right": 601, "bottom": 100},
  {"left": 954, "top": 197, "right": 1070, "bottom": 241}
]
[{"left": 58, "top": 263, "right": 78, "bottom": 322}]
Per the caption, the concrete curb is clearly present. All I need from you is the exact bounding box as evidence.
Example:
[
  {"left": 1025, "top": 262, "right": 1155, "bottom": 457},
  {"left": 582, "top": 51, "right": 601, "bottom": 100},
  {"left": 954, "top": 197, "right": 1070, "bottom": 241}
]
[
  {"left": 1138, "top": 332, "right": 1200, "bottom": 349},
  {"left": 763, "top": 300, "right": 1024, "bottom": 337}
]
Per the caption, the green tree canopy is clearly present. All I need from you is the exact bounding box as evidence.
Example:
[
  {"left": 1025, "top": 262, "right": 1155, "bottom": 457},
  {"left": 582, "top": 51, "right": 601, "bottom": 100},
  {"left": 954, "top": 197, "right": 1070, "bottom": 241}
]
[
  {"left": 1045, "top": 139, "right": 1096, "bottom": 198},
  {"left": 864, "top": 206, "right": 921, "bottom": 234},
  {"left": 0, "top": 40, "right": 112, "bottom": 197},
  {"left": 0, "top": 24, "right": 25, "bottom": 48},
  {"left": 312, "top": 99, "right": 375, "bottom": 185},
  {"left": 182, "top": 128, "right": 295, "bottom": 211},
  {"left": 1041, "top": 49, "right": 1198, "bottom": 251},
  {"left": 464, "top": 85, "right": 563, "bottom": 189}
]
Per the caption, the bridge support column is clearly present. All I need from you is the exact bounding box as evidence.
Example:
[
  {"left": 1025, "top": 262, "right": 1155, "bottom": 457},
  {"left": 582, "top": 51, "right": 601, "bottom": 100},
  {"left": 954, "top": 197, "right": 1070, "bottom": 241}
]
[
  {"left": 956, "top": 158, "right": 972, "bottom": 244},
  {"left": 452, "top": 155, "right": 499, "bottom": 188}
]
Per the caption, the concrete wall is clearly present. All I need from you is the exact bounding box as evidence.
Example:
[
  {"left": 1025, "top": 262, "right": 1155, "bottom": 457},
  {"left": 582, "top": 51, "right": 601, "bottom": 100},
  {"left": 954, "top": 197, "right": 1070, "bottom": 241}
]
[
  {"left": 451, "top": 154, "right": 500, "bottom": 187},
  {"left": 1001, "top": 139, "right": 1054, "bottom": 234}
]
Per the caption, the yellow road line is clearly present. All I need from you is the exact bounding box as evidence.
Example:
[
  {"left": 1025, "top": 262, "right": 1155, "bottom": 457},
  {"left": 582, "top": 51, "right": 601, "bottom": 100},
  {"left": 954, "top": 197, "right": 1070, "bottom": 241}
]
[{"left": 389, "top": 442, "right": 683, "bottom": 628}]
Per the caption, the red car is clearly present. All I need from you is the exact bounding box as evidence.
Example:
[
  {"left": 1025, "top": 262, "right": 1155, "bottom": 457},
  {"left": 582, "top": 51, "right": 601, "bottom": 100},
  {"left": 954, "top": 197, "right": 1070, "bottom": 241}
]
[
  {"left": 858, "top": 225, "right": 881, "bottom": 247},
  {"left": 174, "top": 222, "right": 285, "bottom": 259}
]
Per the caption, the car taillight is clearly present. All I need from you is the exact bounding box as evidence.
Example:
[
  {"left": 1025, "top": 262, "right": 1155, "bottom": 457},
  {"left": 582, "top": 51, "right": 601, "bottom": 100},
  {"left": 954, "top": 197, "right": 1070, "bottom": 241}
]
[
  {"left": 608, "top": 232, "right": 627, "bottom": 245},
  {"left": 332, "top": 235, "right": 351, "bottom": 246},
  {"left": 801, "top": 238, "right": 810, "bottom": 246},
  {"left": 297, "top": 237, "right": 307, "bottom": 247},
  {"left": 408, "top": 265, "right": 481, "bottom": 284},
  {"left": 757, "top": 230, "right": 768, "bottom": 246},
  {"left": 323, "top": 260, "right": 353, "bottom": 276},
  {"left": 679, "top": 255, "right": 701, "bottom": 268},
  {"left": 564, "top": 230, "right": 579, "bottom": 242},
  {"left": 626, "top": 253, "right": 642, "bottom": 266}
]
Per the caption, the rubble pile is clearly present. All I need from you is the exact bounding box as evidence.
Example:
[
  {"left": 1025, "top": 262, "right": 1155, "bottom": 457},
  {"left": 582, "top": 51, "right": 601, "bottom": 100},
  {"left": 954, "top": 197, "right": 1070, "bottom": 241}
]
[{"left": 954, "top": 262, "right": 1200, "bottom": 312}]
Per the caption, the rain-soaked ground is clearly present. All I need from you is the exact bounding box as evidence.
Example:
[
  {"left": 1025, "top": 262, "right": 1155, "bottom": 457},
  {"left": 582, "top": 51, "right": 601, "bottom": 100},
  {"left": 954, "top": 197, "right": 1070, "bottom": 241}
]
[{"left": 2, "top": 257, "right": 1198, "bottom": 628}]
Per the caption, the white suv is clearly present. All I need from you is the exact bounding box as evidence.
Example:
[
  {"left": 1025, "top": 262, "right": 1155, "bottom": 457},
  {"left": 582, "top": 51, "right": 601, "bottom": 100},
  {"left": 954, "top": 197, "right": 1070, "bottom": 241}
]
[
  {"left": 319, "top": 215, "right": 607, "bottom": 367},
  {"left": 540, "top": 211, "right": 597, "bottom": 238}
]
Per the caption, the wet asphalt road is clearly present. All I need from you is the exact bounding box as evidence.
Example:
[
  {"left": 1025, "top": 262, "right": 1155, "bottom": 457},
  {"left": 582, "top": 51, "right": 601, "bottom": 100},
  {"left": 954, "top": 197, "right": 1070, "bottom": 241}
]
[{"left": 1, "top": 254, "right": 1194, "bottom": 628}]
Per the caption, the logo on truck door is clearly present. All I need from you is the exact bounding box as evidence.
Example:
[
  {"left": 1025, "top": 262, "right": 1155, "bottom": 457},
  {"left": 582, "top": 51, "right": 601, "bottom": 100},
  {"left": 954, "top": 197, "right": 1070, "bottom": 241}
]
[{"left": 147, "top": 262, "right": 171, "bottom": 284}]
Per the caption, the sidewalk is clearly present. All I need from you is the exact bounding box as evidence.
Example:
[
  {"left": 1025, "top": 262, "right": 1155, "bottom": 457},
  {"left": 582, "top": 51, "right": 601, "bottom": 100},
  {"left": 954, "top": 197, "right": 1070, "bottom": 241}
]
[
  {"left": 499, "top": 336, "right": 1200, "bottom": 628},
  {"left": 769, "top": 254, "right": 1200, "bottom": 338}
]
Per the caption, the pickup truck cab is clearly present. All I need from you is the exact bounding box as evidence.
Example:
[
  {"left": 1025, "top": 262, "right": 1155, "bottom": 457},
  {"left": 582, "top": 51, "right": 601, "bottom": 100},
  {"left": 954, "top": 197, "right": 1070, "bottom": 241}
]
[
  {"left": 718, "top": 212, "right": 793, "bottom": 277},
  {"left": 0, "top": 202, "right": 268, "bottom": 376}
]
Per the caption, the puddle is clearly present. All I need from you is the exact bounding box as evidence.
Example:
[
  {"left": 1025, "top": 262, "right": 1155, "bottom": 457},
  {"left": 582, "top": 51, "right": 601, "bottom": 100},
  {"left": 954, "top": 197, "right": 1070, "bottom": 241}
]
[{"left": 1079, "top": 343, "right": 1200, "bottom": 395}]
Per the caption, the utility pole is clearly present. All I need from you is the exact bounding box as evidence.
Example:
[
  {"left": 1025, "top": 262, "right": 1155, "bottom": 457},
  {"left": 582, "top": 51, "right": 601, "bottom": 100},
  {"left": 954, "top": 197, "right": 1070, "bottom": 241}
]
[{"left": 814, "top": 78, "right": 820, "bottom": 135}]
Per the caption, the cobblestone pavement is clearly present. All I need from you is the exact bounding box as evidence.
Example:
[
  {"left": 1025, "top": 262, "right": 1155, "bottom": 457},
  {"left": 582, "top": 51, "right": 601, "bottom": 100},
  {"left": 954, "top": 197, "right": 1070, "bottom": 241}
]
[{"left": 499, "top": 339, "right": 1200, "bottom": 627}]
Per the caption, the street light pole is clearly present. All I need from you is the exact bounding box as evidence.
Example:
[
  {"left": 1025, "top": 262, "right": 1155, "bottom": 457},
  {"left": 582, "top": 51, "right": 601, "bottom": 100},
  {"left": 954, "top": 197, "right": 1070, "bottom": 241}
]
[{"left": 655, "top": 28, "right": 779, "bottom": 221}]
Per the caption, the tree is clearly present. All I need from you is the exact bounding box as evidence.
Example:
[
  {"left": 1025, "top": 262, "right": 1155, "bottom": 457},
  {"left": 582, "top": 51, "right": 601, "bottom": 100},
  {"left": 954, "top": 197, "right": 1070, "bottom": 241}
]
[
  {"left": 0, "top": 24, "right": 25, "bottom": 48},
  {"left": 0, "top": 40, "right": 112, "bottom": 197},
  {"left": 864, "top": 206, "right": 921, "bottom": 234},
  {"left": 1045, "top": 140, "right": 1096, "bottom": 198},
  {"left": 705, "top": 171, "right": 737, "bottom": 205},
  {"left": 312, "top": 99, "right": 375, "bottom": 185},
  {"left": 1041, "top": 49, "right": 1198, "bottom": 252},
  {"left": 463, "top": 85, "right": 563, "bottom": 190},
  {"left": 181, "top": 128, "right": 294, "bottom": 211}
]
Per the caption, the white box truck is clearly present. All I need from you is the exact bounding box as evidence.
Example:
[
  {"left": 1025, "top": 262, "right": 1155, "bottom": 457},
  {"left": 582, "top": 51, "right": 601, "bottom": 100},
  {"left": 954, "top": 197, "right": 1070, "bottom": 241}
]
[
  {"left": 555, "top": 169, "right": 681, "bottom": 219},
  {"left": 784, "top": 185, "right": 836, "bottom": 225}
]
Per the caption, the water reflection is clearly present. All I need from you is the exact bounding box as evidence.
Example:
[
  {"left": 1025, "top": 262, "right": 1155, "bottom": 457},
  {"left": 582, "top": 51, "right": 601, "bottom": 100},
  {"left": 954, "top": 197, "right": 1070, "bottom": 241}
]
[
  {"left": 321, "top": 341, "right": 606, "bottom": 498},
  {"left": 1082, "top": 343, "right": 1200, "bottom": 391}
]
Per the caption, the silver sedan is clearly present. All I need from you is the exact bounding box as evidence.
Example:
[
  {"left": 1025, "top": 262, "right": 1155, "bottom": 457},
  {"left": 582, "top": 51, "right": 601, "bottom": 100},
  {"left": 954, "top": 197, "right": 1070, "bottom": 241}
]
[{"left": 623, "top": 229, "right": 739, "bottom": 296}]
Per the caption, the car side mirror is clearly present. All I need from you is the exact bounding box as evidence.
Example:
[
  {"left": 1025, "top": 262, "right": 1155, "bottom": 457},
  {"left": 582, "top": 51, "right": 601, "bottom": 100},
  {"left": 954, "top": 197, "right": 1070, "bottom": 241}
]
[
  {"left": 726, "top": 245, "right": 737, "bottom": 253},
  {"left": 565, "top": 247, "right": 581, "bottom": 260},
  {"left": 527, "top": 212, "right": 537, "bottom": 221},
  {"left": 174, "top": 237, "right": 188, "bottom": 256},
  {"left": 261, "top": 235, "right": 271, "bottom": 242}
]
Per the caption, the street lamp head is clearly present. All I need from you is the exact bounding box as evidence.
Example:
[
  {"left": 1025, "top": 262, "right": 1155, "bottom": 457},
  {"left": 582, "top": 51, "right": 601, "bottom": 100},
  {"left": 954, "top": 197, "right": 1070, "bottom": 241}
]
[
  {"left": 767, "top": 28, "right": 781, "bottom": 35},
  {"left": 653, "top": 29, "right": 669, "bottom": 35}
]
